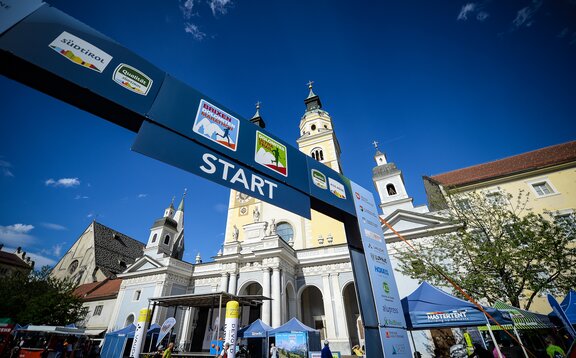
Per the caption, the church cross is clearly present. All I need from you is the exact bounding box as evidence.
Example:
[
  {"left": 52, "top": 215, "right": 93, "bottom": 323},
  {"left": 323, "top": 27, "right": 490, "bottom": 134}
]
[
  {"left": 306, "top": 80, "right": 314, "bottom": 89},
  {"left": 372, "top": 140, "right": 379, "bottom": 149}
]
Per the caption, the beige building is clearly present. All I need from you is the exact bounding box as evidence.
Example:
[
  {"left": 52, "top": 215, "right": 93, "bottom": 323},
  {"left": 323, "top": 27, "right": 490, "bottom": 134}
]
[
  {"left": 422, "top": 140, "right": 576, "bottom": 312},
  {"left": 0, "top": 245, "right": 35, "bottom": 277}
]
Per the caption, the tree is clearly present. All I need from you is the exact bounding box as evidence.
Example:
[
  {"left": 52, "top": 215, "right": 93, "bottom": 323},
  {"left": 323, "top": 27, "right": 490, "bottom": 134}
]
[
  {"left": 0, "top": 266, "right": 88, "bottom": 325},
  {"left": 394, "top": 189, "right": 576, "bottom": 310}
]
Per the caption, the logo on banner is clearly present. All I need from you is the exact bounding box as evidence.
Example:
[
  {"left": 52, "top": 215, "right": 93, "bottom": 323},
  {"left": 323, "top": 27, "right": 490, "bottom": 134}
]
[
  {"left": 382, "top": 281, "right": 390, "bottom": 294},
  {"left": 329, "top": 178, "right": 346, "bottom": 199},
  {"left": 113, "top": 63, "right": 153, "bottom": 95},
  {"left": 194, "top": 99, "right": 240, "bottom": 151},
  {"left": 255, "top": 131, "right": 287, "bottom": 176},
  {"left": 49, "top": 31, "right": 112, "bottom": 73},
  {"left": 375, "top": 266, "right": 389, "bottom": 275},
  {"left": 157, "top": 317, "right": 176, "bottom": 346},
  {"left": 364, "top": 228, "right": 382, "bottom": 242},
  {"left": 311, "top": 169, "right": 327, "bottom": 189},
  {"left": 370, "top": 253, "right": 388, "bottom": 265},
  {"left": 426, "top": 310, "right": 469, "bottom": 322}
]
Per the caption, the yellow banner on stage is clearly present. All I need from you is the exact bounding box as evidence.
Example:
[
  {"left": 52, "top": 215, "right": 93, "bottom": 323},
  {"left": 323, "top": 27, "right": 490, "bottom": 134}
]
[{"left": 225, "top": 301, "right": 240, "bottom": 319}]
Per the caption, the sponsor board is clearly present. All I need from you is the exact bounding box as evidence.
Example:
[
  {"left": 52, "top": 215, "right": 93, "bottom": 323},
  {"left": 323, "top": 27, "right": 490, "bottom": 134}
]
[
  {"left": 311, "top": 169, "right": 327, "bottom": 189},
  {"left": 329, "top": 178, "right": 346, "bottom": 199},
  {"left": 113, "top": 63, "right": 153, "bottom": 95},
  {"left": 193, "top": 99, "right": 240, "bottom": 151},
  {"left": 255, "top": 131, "right": 287, "bottom": 176},
  {"left": 49, "top": 31, "right": 112, "bottom": 72}
]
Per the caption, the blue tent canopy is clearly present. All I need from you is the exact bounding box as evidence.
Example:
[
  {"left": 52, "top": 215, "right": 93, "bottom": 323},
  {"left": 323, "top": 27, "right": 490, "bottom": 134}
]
[
  {"left": 401, "top": 282, "right": 512, "bottom": 330},
  {"left": 269, "top": 317, "right": 318, "bottom": 334},
  {"left": 108, "top": 324, "right": 136, "bottom": 336},
  {"left": 549, "top": 290, "right": 576, "bottom": 324},
  {"left": 238, "top": 319, "right": 272, "bottom": 338}
]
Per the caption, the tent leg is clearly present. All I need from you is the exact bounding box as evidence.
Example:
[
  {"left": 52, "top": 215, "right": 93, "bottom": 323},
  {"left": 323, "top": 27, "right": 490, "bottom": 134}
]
[
  {"left": 512, "top": 326, "right": 529, "bottom": 358},
  {"left": 409, "top": 331, "right": 417, "bottom": 354},
  {"left": 486, "top": 322, "right": 503, "bottom": 358}
]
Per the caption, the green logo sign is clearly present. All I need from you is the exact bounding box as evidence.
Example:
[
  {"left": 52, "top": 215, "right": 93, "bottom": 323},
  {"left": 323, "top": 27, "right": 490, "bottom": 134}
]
[
  {"left": 255, "top": 131, "right": 287, "bottom": 176},
  {"left": 113, "top": 63, "right": 153, "bottom": 95},
  {"left": 383, "top": 281, "right": 390, "bottom": 294},
  {"left": 311, "top": 169, "right": 327, "bottom": 189}
]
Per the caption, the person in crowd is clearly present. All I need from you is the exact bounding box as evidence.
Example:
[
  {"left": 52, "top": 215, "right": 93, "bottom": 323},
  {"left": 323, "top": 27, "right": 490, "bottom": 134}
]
[
  {"left": 162, "top": 342, "right": 174, "bottom": 358},
  {"left": 545, "top": 337, "right": 566, "bottom": 358},
  {"left": 219, "top": 342, "right": 230, "bottom": 358},
  {"left": 269, "top": 343, "right": 278, "bottom": 358},
  {"left": 321, "top": 340, "right": 332, "bottom": 358}
]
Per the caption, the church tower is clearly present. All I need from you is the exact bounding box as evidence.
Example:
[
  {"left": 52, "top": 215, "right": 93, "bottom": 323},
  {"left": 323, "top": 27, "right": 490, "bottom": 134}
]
[
  {"left": 296, "top": 82, "right": 343, "bottom": 173},
  {"left": 372, "top": 142, "right": 415, "bottom": 217},
  {"left": 144, "top": 193, "right": 185, "bottom": 260}
]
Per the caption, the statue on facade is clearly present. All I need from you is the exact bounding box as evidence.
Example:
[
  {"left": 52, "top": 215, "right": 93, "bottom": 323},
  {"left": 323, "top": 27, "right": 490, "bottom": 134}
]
[
  {"left": 253, "top": 207, "right": 260, "bottom": 222},
  {"left": 232, "top": 225, "right": 239, "bottom": 241},
  {"left": 267, "top": 219, "right": 276, "bottom": 236}
]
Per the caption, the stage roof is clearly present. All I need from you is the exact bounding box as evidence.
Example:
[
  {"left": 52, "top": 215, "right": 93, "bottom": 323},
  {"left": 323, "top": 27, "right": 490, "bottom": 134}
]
[{"left": 149, "top": 292, "right": 270, "bottom": 308}]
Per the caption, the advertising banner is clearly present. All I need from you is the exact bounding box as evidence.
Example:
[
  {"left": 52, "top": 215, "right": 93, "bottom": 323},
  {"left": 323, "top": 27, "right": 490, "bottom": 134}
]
[
  {"left": 349, "top": 181, "right": 410, "bottom": 357},
  {"left": 0, "top": 5, "right": 165, "bottom": 131},
  {"left": 130, "top": 308, "right": 150, "bottom": 358},
  {"left": 548, "top": 293, "right": 576, "bottom": 339},
  {"left": 276, "top": 332, "right": 307, "bottom": 358},
  {"left": 132, "top": 121, "right": 311, "bottom": 218},
  {"left": 224, "top": 301, "right": 240, "bottom": 358},
  {"left": 305, "top": 157, "right": 355, "bottom": 217},
  {"left": 157, "top": 317, "right": 177, "bottom": 347},
  {"left": 145, "top": 75, "right": 311, "bottom": 194},
  {"left": 0, "top": 0, "right": 43, "bottom": 35}
]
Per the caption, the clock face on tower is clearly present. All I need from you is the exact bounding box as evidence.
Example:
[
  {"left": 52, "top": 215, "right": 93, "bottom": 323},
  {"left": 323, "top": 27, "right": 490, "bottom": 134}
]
[{"left": 235, "top": 191, "right": 251, "bottom": 204}]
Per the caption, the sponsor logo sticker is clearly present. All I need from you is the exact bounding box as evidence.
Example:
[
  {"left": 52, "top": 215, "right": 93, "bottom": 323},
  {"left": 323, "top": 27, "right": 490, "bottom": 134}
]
[
  {"left": 364, "top": 228, "right": 382, "bottom": 242},
  {"left": 255, "top": 131, "right": 287, "bottom": 176},
  {"left": 193, "top": 99, "right": 240, "bottom": 151},
  {"left": 113, "top": 63, "right": 153, "bottom": 95},
  {"left": 311, "top": 169, "right": 327, "bottom": 189},
  {"left": 382, "top": 281, "right": 390, "bottom": 293},
  {"left": 49, "top": 31, "right": 112, "bottom": 73},
  {"left": 329, "top": 178, "right": 346, "bottom": 199}
]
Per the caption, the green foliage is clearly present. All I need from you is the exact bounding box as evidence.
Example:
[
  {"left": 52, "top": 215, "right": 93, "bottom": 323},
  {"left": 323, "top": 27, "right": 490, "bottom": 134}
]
[
  {"left": 0, "top": 266, "right": 88, "bottom": 325},
  {"left": 394, "top": 189, "right": 576, "bottom": 310}
]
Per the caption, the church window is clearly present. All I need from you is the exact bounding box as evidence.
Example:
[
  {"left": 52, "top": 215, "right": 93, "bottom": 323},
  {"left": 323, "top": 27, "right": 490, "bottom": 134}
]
[
  {"left": 311, "top": 148, "right": 324, "bottom": 162},
  {"left": 386, "top": 184, "right": 397, "bottom": 196},
  {"left": 164, "top": 235, "right": 170, "bottom": 245},
  {"left": 125, "top": 314, "right": 134, "bottom": 327},
  {"left": 152, "top": 233, "right": 157, "bottom": 243},
  {"left": 68, "top": 260, "right": 79, "bottom": 274},
  {"left": 276, "top": 222, "right": 294, "bottom": 242},
  {"left": 133, "top": 290, "right": 141, "bottom": 301},
  {"left": 93, "top": 305, "right": 103, "bottom": 316}
]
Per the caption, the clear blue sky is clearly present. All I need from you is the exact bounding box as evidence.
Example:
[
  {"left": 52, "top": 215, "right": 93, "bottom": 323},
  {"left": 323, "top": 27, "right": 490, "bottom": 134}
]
[{"left": 1, "top": 0, "right": 575, "bottom": 268}]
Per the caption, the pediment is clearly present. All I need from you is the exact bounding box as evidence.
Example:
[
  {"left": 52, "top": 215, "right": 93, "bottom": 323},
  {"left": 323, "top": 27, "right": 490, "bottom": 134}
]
[
  {"left": 381, "top": 209, "right": 457, "bottom": 239},
  {"left": 123, "top": 255, "right": 164, "bottom": 273}
]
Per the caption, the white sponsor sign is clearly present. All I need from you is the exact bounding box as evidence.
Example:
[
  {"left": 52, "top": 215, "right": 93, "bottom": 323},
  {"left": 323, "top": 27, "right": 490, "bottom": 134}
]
[{"left": 49, "top": 31, "right": 113, "bottom": 73}]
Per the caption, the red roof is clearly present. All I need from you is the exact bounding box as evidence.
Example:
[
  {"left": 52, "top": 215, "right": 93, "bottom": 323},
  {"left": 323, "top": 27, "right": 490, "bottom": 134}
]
[
  {"left": 430, "top": 141, "right": 576, "bottom": 187},
  {"left": 74, "top": 279, "right": 122, "bottom": 301}
]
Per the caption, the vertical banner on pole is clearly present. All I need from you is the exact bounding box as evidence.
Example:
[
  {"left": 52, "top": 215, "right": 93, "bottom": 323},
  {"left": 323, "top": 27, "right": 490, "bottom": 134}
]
[
  {"left": 349, "top": 181, "right": 411, "bottom": 357},
  {"left": 224, "top": 300, "right": 240, "bottom": 358},
  {"left": 130, "top": 308, "right": 151, "bottom": 358}
]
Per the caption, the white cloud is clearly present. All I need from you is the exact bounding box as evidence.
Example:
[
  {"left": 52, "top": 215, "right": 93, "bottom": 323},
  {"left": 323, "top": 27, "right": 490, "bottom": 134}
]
[
  {"left": 138, "top": 193, "right": 148, "bottom": 198},
  {"left": 41, "top": 222, "right": 68, "bottom": 231},
  {"left": 513, "top": 1, "right": 542, "bottom": 28},
  {"left": 0, "top": 159, "right": 14, "bottom": 177},
  {"left": 457, "top": 3, "right": 476, "bottom": 20},
  {"left": 41, "top": 243, "right": 65, "bottom": 258},
  {"left": 45, "top": 178, "right": 80, "bottom": 188},
  {"left": 0, "top": 224, "right": 35, "bottom": 246},
  {"left": 477, "top": 11, "right": 489, "bottom": 21},
  {"left": 74, "top": 195, "right": 89, "bottom": 200},
  {"left": 184, "top": 22, "right": 207, "bottom": 40},
  {"left": 87, "top": 213, "right": 94, "bottom": 219},
  {"left": 180, "top": 0, "right": 196, "bottom": 19},
  {"left": 209, "top": 0, "right": 232, "bottom": 16},
  {"left": 27, "top": 251, "right": 57, "bottom": 268}
]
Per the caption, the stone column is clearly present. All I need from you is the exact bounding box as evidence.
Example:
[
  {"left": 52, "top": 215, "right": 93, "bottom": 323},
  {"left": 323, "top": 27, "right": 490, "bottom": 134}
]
[
  {"left": 322, "top": 274, "right": 336, "bottom": 338},
  {"left": 262, "top": 268, "right": 271, "bottom": 326},
  {"left": 271, "top": 267, "right": 281, "bottom": 327},
  {"left": 331, "top": 273, "right": 347, "bottom": 337},
  {"left": 220, "top": 273, "right": 229, "bottom": 293},
  {"left": 228, "top": 272, "right": 238, "bottom": 295}
]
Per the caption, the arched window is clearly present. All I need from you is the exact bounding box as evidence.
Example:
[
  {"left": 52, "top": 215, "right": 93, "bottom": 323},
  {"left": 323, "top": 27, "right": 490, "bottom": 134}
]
[
  {"left": 164, "top": 235, "right": 170, "bottom": 245},
  {"left": 125, "top": 314, "right": 135, "bottom": 327},
  {"left": 68, "top": 260, "right": 79, "bottom": 274},
  {"left": 311, "top": 148, "right": 324, "bottom": 162},
  {"left": 386, "top": 184, "right": 397, "bottom": 196},
  {"left": 276, "top": 222, "right": 294, "bottom": 242},
  {"left": 152, "top": 233, "right": 157, "bottom": 243}
]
